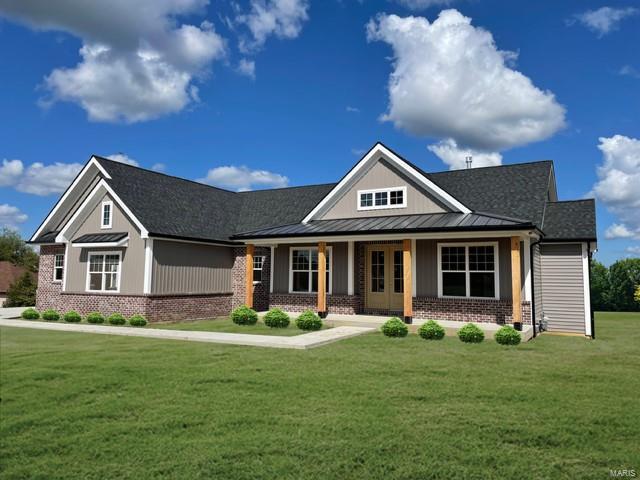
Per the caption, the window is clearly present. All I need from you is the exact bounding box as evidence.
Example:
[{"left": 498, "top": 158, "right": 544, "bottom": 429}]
[
  {"left": 53, "top": 254, "right": 64, "bottom": 282},
  {"left": 253, "top": 255, "right": 265, "bottom": 283},
  {"left": 86, "top": 252, "right": 121, "bottom": 292},
  {"left": 438, "top": 243, "right": 498, "bottom": 299},
  {"left": 289, "top": 247, "right": 331, "bottom": 294},
  {"left": 101, "top": 201, "right": 112, "bottom": 229},
  {"left": 358, "top": 187, "right": 407, "bottom": 211}
]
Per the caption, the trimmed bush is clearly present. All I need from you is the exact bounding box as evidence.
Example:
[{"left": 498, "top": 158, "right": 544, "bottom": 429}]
[
  {"left": 231, "top": 305, "right": 258, "bottom": 325},
  {"left": 129, "top": 315, "right": 148, "bottom": 327},
  {"left": 21, "top": 307, "right": 39, "bottom": 320},
  {"left": 41, "top": 309, "right": 60, "bottom": 322},
  {"left": 458, "top": 323, "right": 485, "bottom": 343},
  {"left": 86, "top": 312, "right": 105, "bottom": 324},
  {"left": 381, "top": 317, "right": 408, "bottom": 338},
  {"left": 108, "top": 313, "right": 126, "bottom": 325},
  {"left": 495, "top": 326, "right": 522, "bottom": 345},
  {"left": 63, "top": 311, "right": 82, "bottom": 323},
  {"left": 263, "top": 308, "right": 290, "bottom": 328},
  {"left": 295, "top": 310, "right": 322, "bottom": 331},
  {"left": 418, "top": 320, "right": 445, "bottom": 340}
]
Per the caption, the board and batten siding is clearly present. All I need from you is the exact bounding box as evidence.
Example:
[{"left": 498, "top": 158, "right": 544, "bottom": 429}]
[
  {"left": 532, "top": 244, "right": 544, "bottom": 324},
  {"left": 539, "top": 243, "right": 586, "bottom": 334},
  {"left": 151, "top": 240, "right": 233, "bottom": 295}
]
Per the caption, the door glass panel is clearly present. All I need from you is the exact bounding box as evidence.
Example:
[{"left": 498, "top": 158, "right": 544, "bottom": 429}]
[
  {"left": 393, "top": 250, "right": 403, "bottom": 293},
  {"left": 371, "top": 250, "right": 384, "bottom": 292}
]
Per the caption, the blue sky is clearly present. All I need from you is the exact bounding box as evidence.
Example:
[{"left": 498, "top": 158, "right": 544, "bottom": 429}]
[{"left": 0, "top": 0, "right": 638, "bottom": 265}]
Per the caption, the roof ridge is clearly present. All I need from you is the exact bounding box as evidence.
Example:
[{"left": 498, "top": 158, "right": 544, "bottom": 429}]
[
  {"left": 547, "top": 198, "right": 595, "bottom": 204},
  {"left": 238, "top": 182, "right": 337, "bottom": 194},
  {"left": 428, "top": 159, "right": 554, "bottom": 176}
]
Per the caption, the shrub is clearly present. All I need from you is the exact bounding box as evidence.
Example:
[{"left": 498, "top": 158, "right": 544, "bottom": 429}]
[
  {"left": 295, "top": 310, "right": 322, "bottom": 331},
  {"left": 381, "top": 317, "right": 408, "bottom": 338},
  {"left": 21, "top": 307, "right": 39, "bottom": 320},
  {"left": 263, "top": 308, "right": 290, "bottom": 328},
  {"left": 41, "top": 309, "right": 60, "bottom": 322},
  {"left": 231, "top": 305, "right": 258, "bottom": 325},
  {"left": 86, "top": 312, "right": 105, "bottom": 324},
  {"left": 63, "top": 311, "right": 82, "bottom": 323},
  {"left": 108, "top": 313, "right": 126, "bottom": 325},
  {"left": 495, "top": 326, "right": 521, "bottom": 345},
  {"left": 4, "top": 272, "right": 37, "bottom": 307},
  {"left": 129, "top": 315, "right": 148, "bottom": 327},
  {"left": 418, "top": 320, "right": 445, "bottom": 340},
  {"left": 458, "top": 323, "right": 485, "bottom": 343}
]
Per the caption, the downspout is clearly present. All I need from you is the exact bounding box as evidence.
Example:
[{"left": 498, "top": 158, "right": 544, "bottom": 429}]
[
  {"left": 529, "top": 238, "right": 543, "bottom": 338},
  {"left": 587, "top": 241, "right": 595, "bottom": 339}
]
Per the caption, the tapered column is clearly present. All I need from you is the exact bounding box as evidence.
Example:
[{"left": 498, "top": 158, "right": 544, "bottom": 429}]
[
  {"left": 403, "top": 239, "right": 413, "bottom": 323},
  {"left": 245, "top": 243, "right": 254, "bottom": 308},
  {"left": 318, "top": 242, "right": 327, "bottom": 318},
  {"left": 510, "top": 236, "right": 522, "bottom": 330}
]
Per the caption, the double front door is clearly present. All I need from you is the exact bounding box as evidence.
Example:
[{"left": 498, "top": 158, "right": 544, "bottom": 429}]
[{"left": 366, "top": 244, "right": 404, "bottom": 311}]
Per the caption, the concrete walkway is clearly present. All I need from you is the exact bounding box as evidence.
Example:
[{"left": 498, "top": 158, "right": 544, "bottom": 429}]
[
  {"left": 0, "top": 319, "right": 374, "bottom": 350},
  {"left": 0, "top": 307, "right": 28, "bottom": 319}
]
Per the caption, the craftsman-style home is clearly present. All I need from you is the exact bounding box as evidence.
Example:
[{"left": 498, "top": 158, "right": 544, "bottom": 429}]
[{"left": 31, "top": 143, "right": 597, "bottom": 336}]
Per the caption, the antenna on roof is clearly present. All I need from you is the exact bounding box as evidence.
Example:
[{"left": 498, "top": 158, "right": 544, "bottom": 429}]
[{"left": 465, "top": 156, "right": 473, "bottom": 169}]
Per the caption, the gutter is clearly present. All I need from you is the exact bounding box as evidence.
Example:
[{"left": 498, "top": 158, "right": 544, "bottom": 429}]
[{"left": 587, "top": 240, "right": 596, "bottom": 339}]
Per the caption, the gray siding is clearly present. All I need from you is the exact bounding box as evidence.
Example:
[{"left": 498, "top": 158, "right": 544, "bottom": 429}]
[
  {"left": 540, "top": 243, "right": 586, "bottom": 334},
  {"left": 532, "top": 244, "right": 543, "bottom": 323},
  {"left": 320, "top": 159, "right": 448, "bottom": 220},
  {"left": 152, "top": 240, "right": 233, "bottom": 295},
  {"left": 65, "top": 193, "right": 145, "bottom": 295},
  {"left": 272, "top": 242, "right": 349, "bottom": 295}
]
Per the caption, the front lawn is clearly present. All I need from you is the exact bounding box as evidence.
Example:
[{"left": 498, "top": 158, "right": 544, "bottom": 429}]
[{"left": 1, "top": 312, "right": 639, "bottom": 479}]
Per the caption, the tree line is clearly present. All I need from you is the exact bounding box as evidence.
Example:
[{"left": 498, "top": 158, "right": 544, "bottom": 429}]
[
  {"left": 1, "top": 228, "right": 38, "bottom": 307},
  {"left": 590, "top": 258, "right": 640, "bottom": 312}
]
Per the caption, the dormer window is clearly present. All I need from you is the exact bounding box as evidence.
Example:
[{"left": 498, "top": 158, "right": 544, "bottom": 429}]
[
  {"left": 101, "top": 200, "right": 113, "bottom": 229},
  {"left": 358, "top": 187, "right": 407, "bottom": 211}
]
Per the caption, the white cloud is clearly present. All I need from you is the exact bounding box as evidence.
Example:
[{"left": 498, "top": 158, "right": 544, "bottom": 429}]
[
  {"left": 427, "top": 139, "right": 502, "bottom": 169},
  {"left": 619, "top": 65, "right": 640, "bottom": 79},
  {"left": 626, "top": 246, "right": 640, "bottom": 255},
  {"left": 237, "top": 58, "right": 256, "bottom": 79},
  {"left": 151, "top": 163, "right": 166, "bottom": 172},
  {"left": 106, "top": 153, "right": 139, "bottom": 166},
  {"left": 0, "top": 0, "right": 226, "bottom": 123},
  {"left": 346, "top": 106, "right": 360, "bottom": 113},
  {"left": 0, "top": 159, "right": 24, "bottom": 186},
  {"left": 591, "top": 135, "right": 640, "bottom": 241},
  {"left": 0, "top": 204, "right": 28, "bottom": 228},
  {"left": 367, "top": 10, "right": 566, "bottom": 169},
  {"left": 236, "top": 0, "right": 309, "bottom": 52},
  {"left": 395, "top": 0, "right": 453, "bottom": 10},
  {"left": 570, "top": 7, "right": 638, "bottom": 37},
  {"left": 16, "top": 162, "right": 83, "bottom": 196},
  {"left": 198, "top": 165, "right": 289, "bottom": 191}
]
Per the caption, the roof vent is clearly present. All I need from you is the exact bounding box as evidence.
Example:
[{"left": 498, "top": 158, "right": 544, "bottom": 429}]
[{"left": 465, "top": 156, "right": 473, "bottom": 169}]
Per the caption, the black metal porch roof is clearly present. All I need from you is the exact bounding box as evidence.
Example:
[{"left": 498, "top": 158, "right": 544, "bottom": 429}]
[{"left": 72, "top": 232, "right": 129, "bottom": 244}]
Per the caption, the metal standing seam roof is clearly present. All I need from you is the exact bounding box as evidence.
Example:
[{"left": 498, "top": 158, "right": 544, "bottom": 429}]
[{"left": 72, "top": 232, "right": 129, "bottom": 243}]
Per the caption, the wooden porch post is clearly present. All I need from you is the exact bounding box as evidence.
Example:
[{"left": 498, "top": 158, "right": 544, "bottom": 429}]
[
  {"left": 510, "top": 236, "right": 522, "bottom": 330},
  {"left": 318, "top": 242, "right": 327, "bottom": 318},
  {"left": 403, "top": 239, "right": 413, "bottom": 324},
  {"left": 245, "top": 243, "right": 254, "bottom": 308}
]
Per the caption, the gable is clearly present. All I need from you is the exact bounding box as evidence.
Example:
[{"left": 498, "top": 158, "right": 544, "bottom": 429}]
[
  {"left": 320, "top": 159, "right": 449, "bottom": 220},
  {"left": 70, "top": 192, "right": 141, "bottom": 241}
]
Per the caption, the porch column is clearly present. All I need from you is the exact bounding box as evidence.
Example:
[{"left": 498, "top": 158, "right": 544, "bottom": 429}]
[
  {"left": 245, "top": 243, "right": 254, "bottom": 308},
  {"left": 318, "top": 242, "right": 327, "bottom": 318},
  {"left": 510, "top": 236, "right": 522, "bottom": 330},
  {"left": 403, "top": 239, "right": 413, "bottom": 324}
]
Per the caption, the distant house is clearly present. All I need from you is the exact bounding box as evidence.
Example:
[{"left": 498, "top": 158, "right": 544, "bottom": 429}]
[
  {"left": 29, "top": 142, "right": 597, "bottom": 336},
  {"left": 0, "top": 261, "right": 31, "bottom": 306}
]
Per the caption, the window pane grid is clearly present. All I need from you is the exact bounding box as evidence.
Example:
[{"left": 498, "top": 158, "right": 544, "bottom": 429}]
[
  {"left": 87, "top": 253, "right": 120, "bottom": 292},
  {"left": 440, "top": 245, "right": 496, "bottom": 298},
  {"left": 291, "top": 248, "right": 330, "bottom": 293}
]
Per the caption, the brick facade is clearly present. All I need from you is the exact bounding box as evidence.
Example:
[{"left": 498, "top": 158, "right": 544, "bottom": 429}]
[
  {"left": 269, "top": 293, "right": 361, "bottom": 315},
  {"left": 231, "top": 246, "right": 270, "bottom": 311},
  {"left": 413, "top": 297, "right": 532, "bottom": 325}
]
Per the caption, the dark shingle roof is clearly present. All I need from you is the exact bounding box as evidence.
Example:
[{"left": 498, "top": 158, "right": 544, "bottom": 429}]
[
  {"left": 542, "top": 200, "right": 597, "bottom": 240},
  {"left": 73, "top": 232, "right": 128, "bottom": 243},
  {"left": 233, "top": 212, "right": 534, "bottom": 239}
]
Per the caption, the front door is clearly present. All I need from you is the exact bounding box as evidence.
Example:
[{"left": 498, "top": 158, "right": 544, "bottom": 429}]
[{"left": 366, "top": 245, "right": 404, "bottom": 312}]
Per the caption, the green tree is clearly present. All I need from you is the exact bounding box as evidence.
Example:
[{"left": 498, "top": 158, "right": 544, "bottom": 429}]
[
  {"left": 4, "top": 272, "right": 37, "bottom": 307},
  {"left": 0, "top": 228, "right": 39, "bottom": 272},
  {"left": 635, "top": 285, "right": 640, "bottom": 304},
  {"left": 607, "top": 258, "right": 640, "bottom": 312},
  {"left": 590, "top": 260, "right": 610, "bottom": 311}
]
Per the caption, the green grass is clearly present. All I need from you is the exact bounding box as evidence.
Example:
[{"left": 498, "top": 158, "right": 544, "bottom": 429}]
[
  {"left": 149, "top": 317, "right": 305, "bottom": 336},
  {"left": 1, "top": 312, "right": 638, "bottom": 479}
]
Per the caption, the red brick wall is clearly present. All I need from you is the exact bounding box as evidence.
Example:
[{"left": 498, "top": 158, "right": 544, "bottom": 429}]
[
  {"left": 413, "top": 297, "right": 532, "bottom": 325},
  {"left": 231, "top": 246, "right": 270, "bottom": 311},
  {"left": 269, "top": 293, "right": 361, "bottom": 315},
  {"left": 35, "top": 245, "right": 64, "bottom": 311}
]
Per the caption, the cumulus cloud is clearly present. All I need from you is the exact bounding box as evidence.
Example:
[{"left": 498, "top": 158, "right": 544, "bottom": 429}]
[
  {"left": 591, "top": 135, "right": 640, "bottom": 241},
  {"left": 198, "top": 165, "right": 289, "bottom": 191},
  {"left": 569, "top": 6, "right": 638, "bottom": 37},
  {"left": 0, "top": 159, "right": 24, "bottom": 186},
  {"left": 151, "top": 163, "right": 166, "bottom": 172},
  {"left": 395, "top": 0, "right": 453, "bottom": 10},
  {"left": 427, "top": 139, "right": 502, "bottom": 169},
  {"left": 236, "top": 0, "right": 309, "bottom": 52},
  {"left": 619, "top": 65, "right": 640, "bottom": 79},
  {"left": 106, "top": 153, "right": 139, "bottom": 166},
  {"left": 367, "top": 10, "right": 566, "bottom": 169},
  {"left": 0, "top": 204, "right": 28, "bottom": 229},
  {"left": 0, "top": 0, "right": 226, "bottom": 123},
  {"left": 626, "top": 246, "right": 640, "bottom": 255},
  {"left": 0, "top": 158, "right": 83, "bottom": 195},
  {"left": 237, "top": 58, "right": 256, "bottom": 79}
]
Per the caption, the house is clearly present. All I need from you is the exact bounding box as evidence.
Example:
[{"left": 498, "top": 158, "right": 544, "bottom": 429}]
[
  {"left": 30, "top": 143, "right": 597, "bottom": 337},
  {"left": 0, "top": 261, "right": 33, "bottom": 306}
]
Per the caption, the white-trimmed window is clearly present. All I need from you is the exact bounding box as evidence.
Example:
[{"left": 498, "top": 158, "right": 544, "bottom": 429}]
[
  {"left": 289, "top": 247, "right": 332, "bottom": 293},
  {"left": 438, "top": 243, "right": 499, "bottom": 299},
  {"left": 357, "top": 186, "right": 407, "bottom": 211},
  {"left": 253, "top": 255, "right": 265, "bottom": 283},
  {"left": 101, "top": 200, "right": 113, "bottom": 229},
  {"left": 53, "top": 254, "right": 64, "bottom": 282},
  {"left": 86, "top": 252, "right": 121, "bottom": 292}
]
